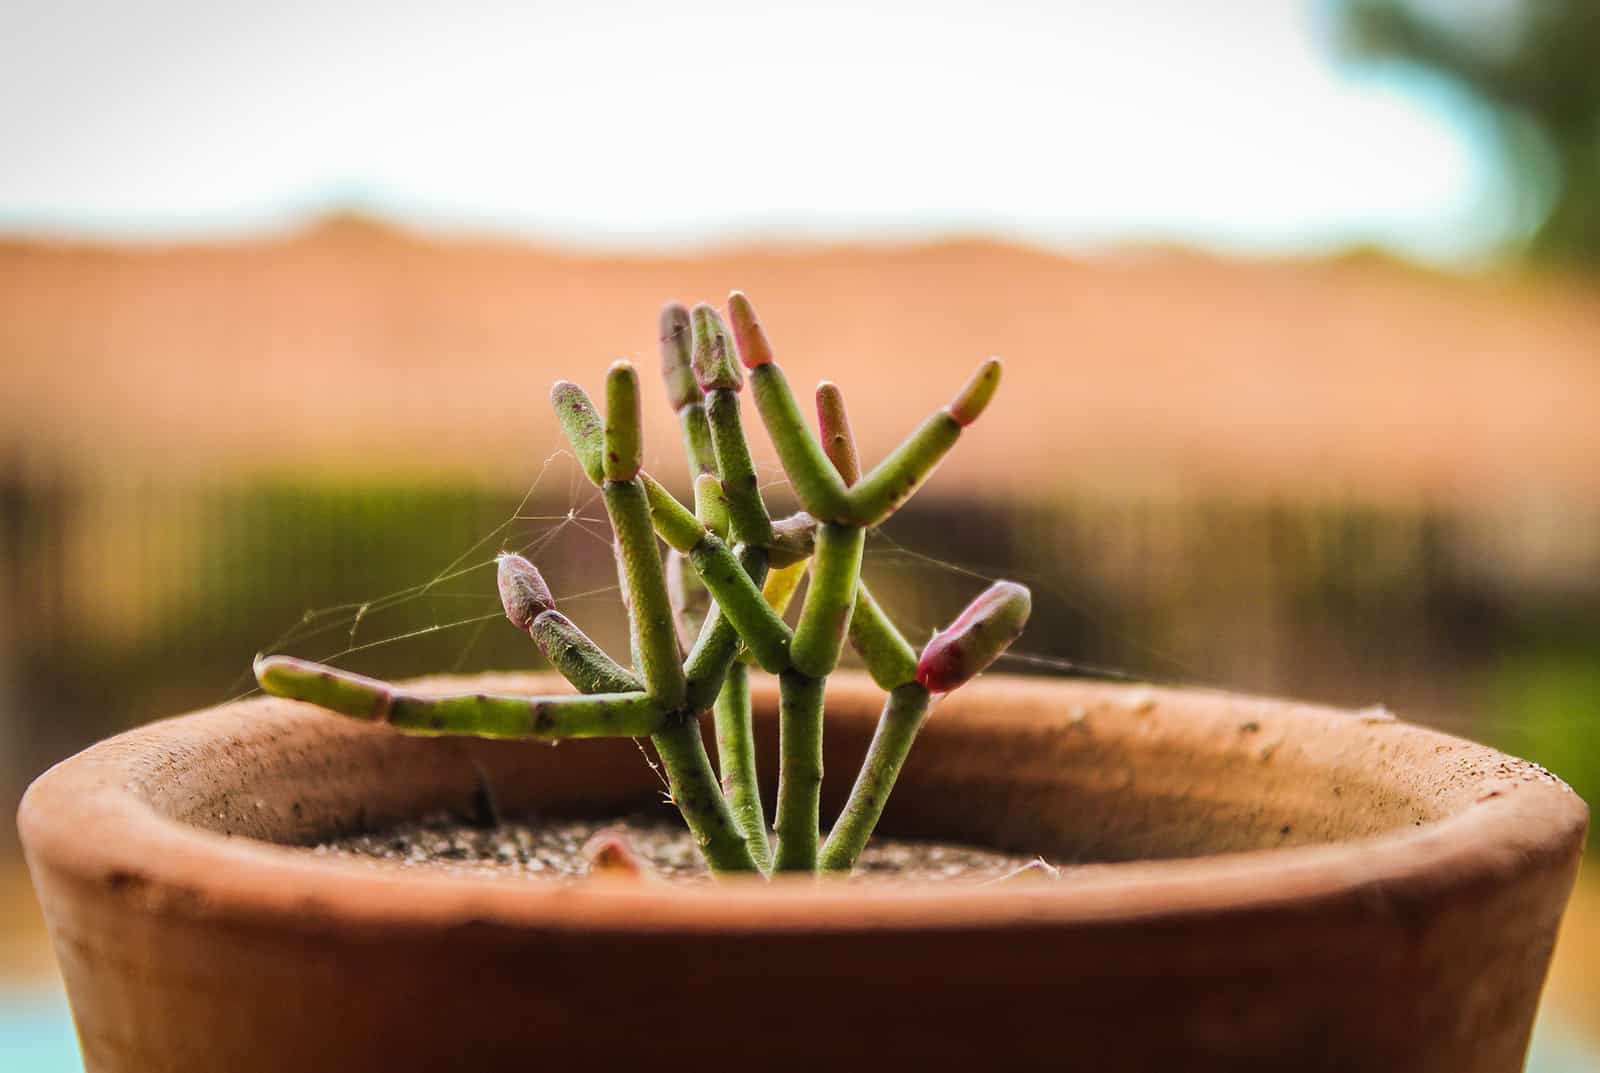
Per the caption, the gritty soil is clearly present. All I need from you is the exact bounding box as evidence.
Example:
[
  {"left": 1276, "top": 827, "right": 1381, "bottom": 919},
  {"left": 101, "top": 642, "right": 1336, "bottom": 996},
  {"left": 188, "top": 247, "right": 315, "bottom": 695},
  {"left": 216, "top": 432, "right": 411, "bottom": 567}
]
[{"left": 309, "top": 811, "right": 1054, "bottom": 885}]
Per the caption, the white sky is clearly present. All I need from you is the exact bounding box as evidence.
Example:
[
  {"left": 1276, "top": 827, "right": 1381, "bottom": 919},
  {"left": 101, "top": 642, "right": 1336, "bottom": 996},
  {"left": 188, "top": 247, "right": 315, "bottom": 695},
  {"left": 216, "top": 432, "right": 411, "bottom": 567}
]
[{"left": 0, "top": 0, "right": 1495, "bottom": 259}]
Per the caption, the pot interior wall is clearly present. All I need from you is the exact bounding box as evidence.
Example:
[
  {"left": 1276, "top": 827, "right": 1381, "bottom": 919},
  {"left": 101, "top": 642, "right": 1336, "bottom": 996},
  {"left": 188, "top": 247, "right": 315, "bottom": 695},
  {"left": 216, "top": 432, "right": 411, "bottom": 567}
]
[{"left": 150, "top": 673, "right": 1452, "bottom": 865}]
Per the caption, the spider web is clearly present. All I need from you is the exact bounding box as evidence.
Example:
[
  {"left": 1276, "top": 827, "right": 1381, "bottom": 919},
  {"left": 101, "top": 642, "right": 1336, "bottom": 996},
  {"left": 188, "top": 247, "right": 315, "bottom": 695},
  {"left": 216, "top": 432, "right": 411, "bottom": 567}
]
[
  {"left": 240, "top": 449, "right": 612, "bottom": 678},
  {"left": 236, "top": 430, "right": 1216, "bottom": 722}
]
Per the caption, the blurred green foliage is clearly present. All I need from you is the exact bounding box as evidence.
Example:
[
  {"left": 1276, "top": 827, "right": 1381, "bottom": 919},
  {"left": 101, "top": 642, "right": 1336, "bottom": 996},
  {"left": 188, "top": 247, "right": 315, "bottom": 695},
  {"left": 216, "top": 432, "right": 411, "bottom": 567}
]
[
  {"left": 1489, "top": 630, "right": 1600, "bottom": 847},
  {"left": 1338, "top": 0, "right": 1600, "bottom": 267}
]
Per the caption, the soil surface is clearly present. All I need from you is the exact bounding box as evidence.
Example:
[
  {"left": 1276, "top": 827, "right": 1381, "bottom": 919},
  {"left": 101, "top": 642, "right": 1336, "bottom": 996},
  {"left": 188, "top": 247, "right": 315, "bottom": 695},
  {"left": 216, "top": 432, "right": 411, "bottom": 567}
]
[{"left": 309, "top": 811, "right": 1054, "bottom": 885}]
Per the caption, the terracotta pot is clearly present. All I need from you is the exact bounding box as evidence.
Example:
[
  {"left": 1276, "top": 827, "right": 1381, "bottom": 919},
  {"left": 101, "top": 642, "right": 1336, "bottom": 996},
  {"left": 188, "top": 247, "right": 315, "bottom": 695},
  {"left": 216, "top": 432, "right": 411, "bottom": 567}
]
[{"left": 19, "top": 671, "right": 1587, "bottom": 1072}]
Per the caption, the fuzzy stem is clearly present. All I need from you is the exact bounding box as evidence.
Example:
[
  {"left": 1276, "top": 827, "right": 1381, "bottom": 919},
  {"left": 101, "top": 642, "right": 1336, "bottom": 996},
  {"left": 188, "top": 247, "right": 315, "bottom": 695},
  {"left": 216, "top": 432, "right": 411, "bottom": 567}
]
[
  {"left": 846, "top": 582, "right": 919, "bottom": 691},
  {"left": 689, "top": 534, "right": 792, "bottom": 673},
  {"left": 714, "top": 661, "right": 772, "bottom": 872},
  {"left": 690, "top": 304, "right": 743, "bottom": 392},
  {"left": 530, "top": 610, "right": 642, "bottom": 694},
  {"left": 844, "top": 358, "right": 1002, "bottom": 527},
  {"left": 603, "top": 361, "right": 642, "bottom": 481},
  {"left": 682, "top": 544, "right": 769, "bottom": 711},
  {"left": 664, "top": 303, "right": 720, "bottom": 638},
  {"left": 639, "top": 471, "right": 707, "bottom": 553},
  {"left": 845, "top": 411, "right": 961, "bottom": 527},
  {"left": 254, "top": 656, "right": 665, "bottom": 739},
  {"left": 736, "top": 555, "right": 803, "bottom": 668},
  {"left": 693, "top": 472, "right": 730, "bottom": 538},
  {"left": 652, "top": 713, "right": 761, "bottom": 873},
  {"left": 551, "top": 380, "right": 606, "bottom": 485},
  {"left": 790, "top": 522, "right": 865, "bottom": 678},
  {"left": 949, "top": 358, "right": 1003, "bottom": 426},
  {"left": 704, "top": 388, "right": 774, "bottom": 548},
  {"left": 815, "top": 373, "right": 931, "bottom": 871},
  {"left": 672, "top": 476, "right": 732, "bottom": 646},
  {"left": 772, "top": 669, "right": 826, "bottom": 872},
  {"left": 749, "top": 363, "right": 852, "bottom": 522},
  {"left": 660, "top": 302, "right": 699, "bottom": 409},
  {"left": 666, "top": 549, "right": 710, "bottom": 652},
  {"left": 678, "top": 404, "right": 717, "bottom": 478},
  {"left": 602, "top": 480, "right": 687, "bottom": 709},
  {"left": 638, "top": 473, "right": 793, "bottom": 672},
  {"left": 818, "top": 682, "right": 933, "bottom": 871},
  {"left": 660, "top": 303, "right": 718, "bottom": 479}
]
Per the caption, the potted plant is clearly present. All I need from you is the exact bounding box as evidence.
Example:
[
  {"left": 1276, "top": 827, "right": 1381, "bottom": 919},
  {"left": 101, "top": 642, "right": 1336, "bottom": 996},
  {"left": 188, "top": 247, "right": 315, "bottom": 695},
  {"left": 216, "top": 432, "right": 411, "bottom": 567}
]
[{"left": 19, "top": 294, "right": 1588, "bottom": 1072}]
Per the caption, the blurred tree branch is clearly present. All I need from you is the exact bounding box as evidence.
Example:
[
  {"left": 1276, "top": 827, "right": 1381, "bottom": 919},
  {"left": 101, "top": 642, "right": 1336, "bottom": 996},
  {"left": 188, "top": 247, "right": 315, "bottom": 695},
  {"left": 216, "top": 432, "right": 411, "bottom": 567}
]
[{"left": 1337, "top": 0, "right": 1600, "bottom": 268}]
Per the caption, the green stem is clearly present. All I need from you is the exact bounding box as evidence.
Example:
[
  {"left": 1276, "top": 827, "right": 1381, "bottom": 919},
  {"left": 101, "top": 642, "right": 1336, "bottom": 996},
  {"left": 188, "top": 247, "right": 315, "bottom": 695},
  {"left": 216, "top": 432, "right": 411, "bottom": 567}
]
[
  {"left": 254, "top": 656, "right": 665, "bottom": 739},
  {"left": 846, "top": 581, "right": 919, "bottom": 691},
  {"left": 602, "top": 480, "right": 687, "bottom": 709},
  {"left": 790, "top": 522, "right": 865, "bottom": 678},
  {"left": 660, "top": 302, "right": 718, "bottom": 479},
  {"left": 689, "top": 533, "right": 792, "bottom": 673},
  {"left": 603, "top": 362, "right": 642, "bottom": 481},
  {"left": 530, "top": 610, "right": 642, "bottom": 694},
  {"left": 818, "top": 682, "right": 933, "bottom": 871},
  {"left": 705, "top": 387, "right": 774, "bottom": 548},
  {"left": 749, "top": 363, "right": 852, "bottom": 522},
  {"left": 735, "top": 555, "right": 806, "bottom": 668},
  {"left": 682, "top": 544, "right": 769, "bottom": 711},
  {"left": 693, "top": 472, "right": 730, "bottom": 538},
  {"left": 714, "top": 662, "right": 772, "bottom": 871},
  {"left": 678, "top": 402, "right": 717, "bottom": 478},
  {"left": 690, "top": 303, "right": 743, "bottom": 392},
  {"left": 639, "top": 471, "right": 707, "bottom": 553},
  {"left": 773, "top": 669, "right": 825, "bottom": 871},
  {"left": 844, "top": 359, "right": 1002, "bottom": 527},
  {"left": 551, "top": 380, "right": 606, "bottom": 485},
  {"left": 666, "top": 549, "right": 711, "bottom": 652},
  {"left": 638, "top": 473, "right": 792, "bottom": 672},
  {"left": 651, "top": 714, "right": 761, "bottom": 873},
  {"left": 845, "top": 411, "right": 962, "bottom": 527}
]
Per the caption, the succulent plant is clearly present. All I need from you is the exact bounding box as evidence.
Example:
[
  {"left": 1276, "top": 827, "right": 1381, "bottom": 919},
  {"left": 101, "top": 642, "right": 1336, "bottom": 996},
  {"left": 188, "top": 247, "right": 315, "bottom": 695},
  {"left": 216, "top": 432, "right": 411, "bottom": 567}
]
[{"left": 255, "top": 292, "right": 1030, "bottom": 877}]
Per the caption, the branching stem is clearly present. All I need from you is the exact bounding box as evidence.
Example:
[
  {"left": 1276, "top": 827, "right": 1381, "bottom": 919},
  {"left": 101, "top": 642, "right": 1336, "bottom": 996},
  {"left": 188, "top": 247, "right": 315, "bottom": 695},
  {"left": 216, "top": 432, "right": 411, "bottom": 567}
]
[
  {"left": 818, "top": 682, "right": 933, "bottom": 871},
  {"left": 714, "top": 661, "right": 772, "bottom": 871},
  {"left": 773, "top": 669, "right": 826, "bottom": 872},
  {"left": 255, "top": 656, "right": 665, "bottom": 739}
]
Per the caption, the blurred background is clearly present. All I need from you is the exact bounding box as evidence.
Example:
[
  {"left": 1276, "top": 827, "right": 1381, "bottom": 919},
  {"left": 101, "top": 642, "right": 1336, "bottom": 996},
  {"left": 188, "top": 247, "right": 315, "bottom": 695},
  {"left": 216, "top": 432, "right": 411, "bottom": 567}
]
[{"left": 2, "top": 1, "right": 1597, "bottom": 1068}]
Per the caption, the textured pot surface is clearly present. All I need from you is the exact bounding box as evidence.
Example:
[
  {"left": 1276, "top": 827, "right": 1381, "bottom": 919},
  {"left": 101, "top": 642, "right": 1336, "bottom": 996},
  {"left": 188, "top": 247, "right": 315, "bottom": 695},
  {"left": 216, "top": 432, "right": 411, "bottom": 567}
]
[{"left": 19, "top": 671, "right": 1588, "bottom": 1073}]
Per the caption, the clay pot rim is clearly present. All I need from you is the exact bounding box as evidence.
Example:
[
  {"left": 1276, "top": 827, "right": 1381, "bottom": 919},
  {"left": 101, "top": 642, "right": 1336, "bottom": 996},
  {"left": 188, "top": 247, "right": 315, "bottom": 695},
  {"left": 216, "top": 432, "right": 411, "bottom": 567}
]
[{"left": 19, "top": 672, "right": 1587, "bottom": 937}]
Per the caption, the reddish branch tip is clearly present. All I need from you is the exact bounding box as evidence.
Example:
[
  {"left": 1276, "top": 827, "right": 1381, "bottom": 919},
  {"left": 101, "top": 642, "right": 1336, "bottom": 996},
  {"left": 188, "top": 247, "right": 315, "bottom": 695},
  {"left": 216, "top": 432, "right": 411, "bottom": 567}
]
[
  {"left": 658, "top": 303, "right": 700, "bottom": 411},
  {"left": 915, "top": 580, "right": 1031, "bottom": 693},
  {"left": 496, "top": 552, "right": 556, "bottom": 631},
  {"left": 814, "top": 380, "right": 860, "bottom": 486},
  {"left": 948, "top": 358, "right": 1003, "bottom": 426},
  {"left": 582, "top": 830, "right": 647, "bottom": 880},
  {"left": 254, "top": 652, "right": 313, "bottom": 682},
  {"left": 690, "top": 303, "right": 743, "bottom": 392},
  {"left": 727, "top": 291, "right": 773, "bottom": 369},
  {"left": 659, "top": 301, "right": 690, "bottom": 344}
]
